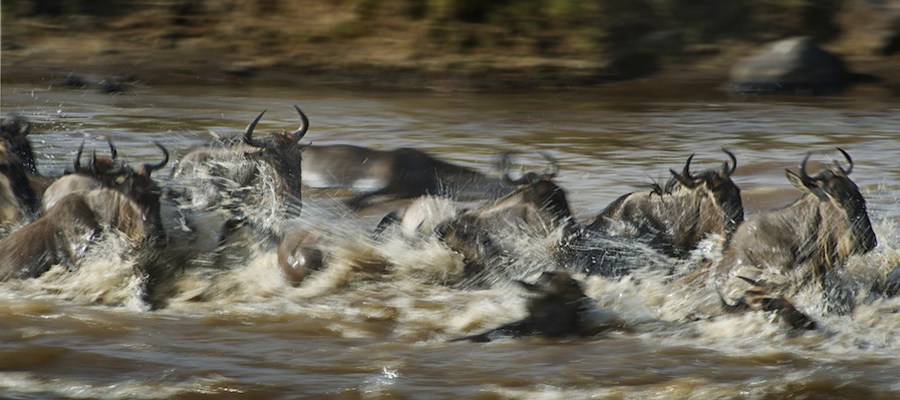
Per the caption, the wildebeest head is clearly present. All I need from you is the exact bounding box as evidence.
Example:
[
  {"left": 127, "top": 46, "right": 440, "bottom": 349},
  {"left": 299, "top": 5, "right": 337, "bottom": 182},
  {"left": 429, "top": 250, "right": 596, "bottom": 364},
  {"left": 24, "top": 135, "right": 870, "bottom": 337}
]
[
  {"left": 94, "top": 143, "right": 169, "bottom": 246},
  {"left": 785, "top": 148, "right": 877, "bottom": 256},
  {"left": 1, "top": 114, "right": 37, "bottom": 175},
  {"left": 1, "top": 147, "right": 39, "bottom": 224},
  {"left": 436, "top": 153, "right": 573, "bottom": 284},
  {"left": 667, "top": 149, "right": 744, "bottom": 238},
  {"left": 42, "top": 140, "right": 129, "bottom": 213},
  {"left": 497, "top": 151, "right": 571, "bottom": 224},
  {"left": 242, "top": 105, "right": 308, "bottom": 204}
]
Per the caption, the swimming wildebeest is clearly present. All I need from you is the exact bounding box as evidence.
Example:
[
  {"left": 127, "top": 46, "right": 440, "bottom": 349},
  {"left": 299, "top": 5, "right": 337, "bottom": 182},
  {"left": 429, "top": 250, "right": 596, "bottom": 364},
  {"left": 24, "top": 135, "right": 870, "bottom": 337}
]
[
  {"left": 302, "top": 144, "right": 517, "bottom": 209},
  {"left": 699, "top": 148, "right": 877, "bottom": 330},
  {"left": 1, "top": 115, "right": 45, "bottom": 230},
  {"left": 0, "top": 143, "right": 169, "bottom": 281},
  {"left": 41, "top": 140, "right": 123, "bottom": 212},
  {"left": 431, "top": 153, "right": 576, "bottom": 285},
  {"left": 450, "top": 270, "right": 598, "bottom": 342},
  {"left": 171, "top": 105, "right": 307, "bottom": 215},
  {"left": 1, "top": 114, "right": 38, "bottom": 175},
  {"left": 583, "top": 149, "right": 744, "bottom": 259},
  {"left": 0, "top": 147, "right": 39, "bottom": 230}
]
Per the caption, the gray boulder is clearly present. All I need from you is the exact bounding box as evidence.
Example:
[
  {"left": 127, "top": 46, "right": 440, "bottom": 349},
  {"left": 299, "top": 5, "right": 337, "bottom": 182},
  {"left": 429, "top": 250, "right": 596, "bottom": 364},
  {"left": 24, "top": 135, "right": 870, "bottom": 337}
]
[{"left": 729, "top": 37, "right": 849, "bottom": 94}]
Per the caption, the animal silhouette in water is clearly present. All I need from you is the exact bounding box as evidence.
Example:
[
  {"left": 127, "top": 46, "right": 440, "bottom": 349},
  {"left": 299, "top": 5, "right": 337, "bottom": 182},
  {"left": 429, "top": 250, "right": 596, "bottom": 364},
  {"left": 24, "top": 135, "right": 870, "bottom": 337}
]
[{"left": 450, "top": 270, "right": 596, "bottom": 342}]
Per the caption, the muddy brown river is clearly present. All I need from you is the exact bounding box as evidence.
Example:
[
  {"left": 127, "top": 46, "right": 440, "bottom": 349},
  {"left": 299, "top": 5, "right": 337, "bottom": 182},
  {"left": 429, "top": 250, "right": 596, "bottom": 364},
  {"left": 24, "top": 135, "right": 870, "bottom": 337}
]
[{"left": 1, "top": 82, "right": 899, "bottom": 399}]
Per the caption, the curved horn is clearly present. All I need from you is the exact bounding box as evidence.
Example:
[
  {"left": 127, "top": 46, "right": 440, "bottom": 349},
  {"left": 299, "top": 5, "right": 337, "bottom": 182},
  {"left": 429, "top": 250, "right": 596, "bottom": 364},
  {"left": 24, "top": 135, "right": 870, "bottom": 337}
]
[
  {"left": 107, "top": 138, "right": 118, "bottom": 160},
  {"left": 74, "top": 140, "right": 85, "bottom": 172},
  {"left": 539, "top": 151, "right": 558, "bottom": 179},
  {"left": 90, "top": 150, "right": 101, "bottom": 175},
  {"left": 681, "top": 153, "right": 695, "bottom": 179},
  {"left": 242, "top": 109, "right": 268, "bottom": 148},
  {"left": 834, "top": 147, "right": 853, "bottom": 176},
  {"left": 799, "top": 152, "right": 813, "bottom": 183},
  {"left": 291, "top": 105, "right": 309, "bottom": 142},
  {"left": 142, "top": 142, "right": 169, "bottom": 176},
  {"left": 721, "top": 148, "right": 737, "bottom": 176}
]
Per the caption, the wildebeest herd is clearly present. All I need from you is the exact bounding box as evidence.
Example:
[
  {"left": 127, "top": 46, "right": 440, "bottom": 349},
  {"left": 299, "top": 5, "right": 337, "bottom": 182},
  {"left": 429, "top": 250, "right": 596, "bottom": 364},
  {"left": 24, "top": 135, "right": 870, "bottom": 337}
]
[{"left": 1, "top": 107, "right": 894, "bottom": 341}]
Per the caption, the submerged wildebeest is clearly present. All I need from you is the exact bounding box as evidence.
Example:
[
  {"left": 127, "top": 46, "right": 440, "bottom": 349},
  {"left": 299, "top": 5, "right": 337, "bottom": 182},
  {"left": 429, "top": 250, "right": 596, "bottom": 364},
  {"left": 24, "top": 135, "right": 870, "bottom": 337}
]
[
  {"left": 583, "top": 149, "right": 744, "bottom": 259},
  {"left": 0, "top": 143, "right": 169, "bottom": 281},
  {"left": 276, "top": 228, "right": 326, "bottom": 286},
  {"left": 302, "top": 144, "right": 517, "bottom": 209},
  {"left": 450, "top": 270, "right": 601, "bottom": 342},
  {"left": 695, "top": 148, "right": 877, "bottom": 330}
]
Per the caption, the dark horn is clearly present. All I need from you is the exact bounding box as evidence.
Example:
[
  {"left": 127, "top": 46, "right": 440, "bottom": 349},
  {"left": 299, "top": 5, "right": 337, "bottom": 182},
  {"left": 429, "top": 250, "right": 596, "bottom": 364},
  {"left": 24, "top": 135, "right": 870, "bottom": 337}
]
[
  {"left": 539, "top": 151, "right": 558, "bottom": 179},
  {"left": 682, "top": 153, "right": 695, "bottom": 179},
  {"left": 74, "top": 140, "right": 85, "bottom": 172},
  {"left": 90, "top": 150, "right": 100, "bottom": 175},
  {"left": 291, "top": 105, "right": 309, "bottom": 142},
  {"left": 799, "top": 152, "right": 813, "bottom": 182},
  {"left": 107, "top": 138, "right": 118, "bottom": 160},
  {"left": 835, "top": 147, "right": 853, "bottom": 176},
  {"left": 721, "top": 148, "right": 737, "bottom": 176},
  {"left": 142, "top": 142, "right": 169, "bottom": 175},
  {"left": 242, "top": 109, "right": 268, "bottom": 148}
]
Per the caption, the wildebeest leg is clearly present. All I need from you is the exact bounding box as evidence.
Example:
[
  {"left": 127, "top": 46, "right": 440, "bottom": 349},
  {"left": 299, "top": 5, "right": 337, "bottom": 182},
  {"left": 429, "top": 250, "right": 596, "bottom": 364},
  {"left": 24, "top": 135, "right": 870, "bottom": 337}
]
[
  {"left": 345, "top": 186, "right": 399, "bottom": 210},
  {"left": 736, "top": 276, "right": 817, "bottom": 330}
]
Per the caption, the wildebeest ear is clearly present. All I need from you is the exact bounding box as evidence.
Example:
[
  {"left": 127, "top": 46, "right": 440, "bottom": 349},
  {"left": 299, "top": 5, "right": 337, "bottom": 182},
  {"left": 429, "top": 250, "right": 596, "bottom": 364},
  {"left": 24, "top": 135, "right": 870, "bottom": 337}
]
[{"left": 669, "top": 169, "right": 696, "bottom": 189}]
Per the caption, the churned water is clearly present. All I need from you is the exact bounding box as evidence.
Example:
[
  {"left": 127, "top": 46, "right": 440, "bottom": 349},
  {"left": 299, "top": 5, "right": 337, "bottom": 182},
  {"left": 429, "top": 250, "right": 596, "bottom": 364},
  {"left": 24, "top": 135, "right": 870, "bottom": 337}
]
[{"left": 1, "top": 82, "right": 899, "bottom": 399}]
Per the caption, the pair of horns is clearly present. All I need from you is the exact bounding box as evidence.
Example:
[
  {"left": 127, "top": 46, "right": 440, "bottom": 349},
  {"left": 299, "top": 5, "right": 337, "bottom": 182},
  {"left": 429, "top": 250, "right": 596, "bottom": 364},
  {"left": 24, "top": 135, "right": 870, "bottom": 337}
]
[
  {"left": 74, "top": 139, "right": 168, "bottom": 176},
  {"left": 799, "top": 147, "right": 853, "bottom": 183},
  {"left": 671, "top": 148, "right": 737, "bottom": 180},
  {"left": 244, "top": 104, "right": 309, "bottom": 148}
]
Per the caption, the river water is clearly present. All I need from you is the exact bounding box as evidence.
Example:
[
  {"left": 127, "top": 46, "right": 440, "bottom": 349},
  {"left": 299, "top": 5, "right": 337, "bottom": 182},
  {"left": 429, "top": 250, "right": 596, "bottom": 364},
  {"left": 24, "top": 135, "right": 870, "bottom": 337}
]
[{"left": 1, "top": 82, "right": 899, "bottom": 399}]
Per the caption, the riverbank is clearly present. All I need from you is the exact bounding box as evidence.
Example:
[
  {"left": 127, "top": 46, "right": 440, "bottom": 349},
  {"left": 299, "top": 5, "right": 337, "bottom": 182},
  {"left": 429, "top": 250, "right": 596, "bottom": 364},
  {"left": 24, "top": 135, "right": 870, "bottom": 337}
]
[{"left": 2, "top": 0, "right": 899, "bottom": 95}]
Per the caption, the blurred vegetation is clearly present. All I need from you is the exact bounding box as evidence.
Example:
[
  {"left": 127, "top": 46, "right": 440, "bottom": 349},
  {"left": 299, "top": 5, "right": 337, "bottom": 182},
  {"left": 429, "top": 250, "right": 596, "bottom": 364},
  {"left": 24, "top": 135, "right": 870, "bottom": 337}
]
[{"left": 1, "top": 0, "right": 852, "bottom": 83}]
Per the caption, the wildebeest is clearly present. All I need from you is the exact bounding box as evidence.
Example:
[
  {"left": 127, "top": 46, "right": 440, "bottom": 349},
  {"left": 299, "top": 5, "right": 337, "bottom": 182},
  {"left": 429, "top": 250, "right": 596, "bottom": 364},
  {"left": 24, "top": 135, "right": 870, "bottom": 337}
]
[
  {"left": 41, "top": 140, "right": 123, "bottom": 212},
  {"left": 1, "top": 114, "right": 38, "bottom": 175},
  {"left": 277, "top": 228, "right": 326, "bottom": 286},
  {"left": 0, "top": 149, "right": 39, "bottom": 233},
  {"left": 171, "top": 105, "right": 307, "bottom": 223},
  {"left": 1, "top": 115, "right": 43, "bottom": 231},
  {"left": 450, "top": 270, "right": 599, "bottom": 342},
  {"left": 428, "top": 153, "right": 576, "bottom": 285},
  {"left": 583, "top": 149, "right": 744, "bottom": 259},
  {"left": 702, "top": 148, "right": 877, "bottom": 330},
  {"left": 0, "top": 143, "right": 169, "bottom": 281},
  {"left": 302, "top": 144, "right": 518, "bottom": 209}
]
